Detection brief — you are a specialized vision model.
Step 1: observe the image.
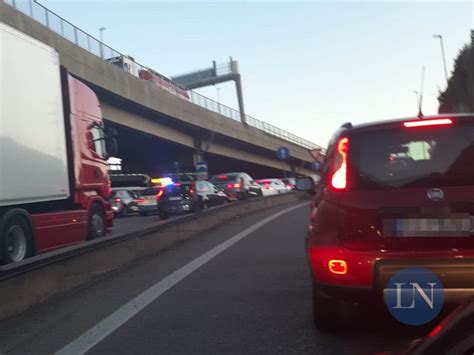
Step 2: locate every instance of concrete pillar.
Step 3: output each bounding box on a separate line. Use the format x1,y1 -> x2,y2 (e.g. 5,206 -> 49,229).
290,162 -> 296,177
193,150 -> 204,166
235,74 -> 246,125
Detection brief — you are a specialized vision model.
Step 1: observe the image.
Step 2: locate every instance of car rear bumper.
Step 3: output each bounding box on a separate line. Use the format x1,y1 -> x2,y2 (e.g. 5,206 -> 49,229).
159,201 -> 195,214
111,205 -> 121,212
222,189 -> 242,197
315,275 -> 474,308
137,205 -> 158,212
308,246 -> 474,305
375,258 -> 474,305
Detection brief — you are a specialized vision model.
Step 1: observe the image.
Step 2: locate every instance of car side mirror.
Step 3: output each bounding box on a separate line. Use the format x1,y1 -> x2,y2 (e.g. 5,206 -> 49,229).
296,177 -> 315,195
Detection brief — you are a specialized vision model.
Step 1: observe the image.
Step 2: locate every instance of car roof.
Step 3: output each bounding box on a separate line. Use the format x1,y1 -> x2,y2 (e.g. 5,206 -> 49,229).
112,187 -> 145,191
213,172 -> 245,176
345,113 -> 474,134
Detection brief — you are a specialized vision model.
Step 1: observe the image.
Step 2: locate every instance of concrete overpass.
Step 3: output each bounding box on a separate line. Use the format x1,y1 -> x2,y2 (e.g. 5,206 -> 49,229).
1,1 -> 318,177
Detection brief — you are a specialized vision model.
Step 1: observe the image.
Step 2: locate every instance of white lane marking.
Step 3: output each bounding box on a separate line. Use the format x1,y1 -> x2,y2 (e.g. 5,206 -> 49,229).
56,202 -> 307,355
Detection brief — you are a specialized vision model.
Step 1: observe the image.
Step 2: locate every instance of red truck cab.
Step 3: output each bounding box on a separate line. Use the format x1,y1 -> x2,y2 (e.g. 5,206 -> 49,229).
0,21 -> 115,264
7,73 -> 115,262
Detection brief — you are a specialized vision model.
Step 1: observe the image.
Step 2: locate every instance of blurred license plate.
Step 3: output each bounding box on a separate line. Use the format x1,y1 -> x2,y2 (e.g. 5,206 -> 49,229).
168,197 -> 182,201
383,217 -> 473,237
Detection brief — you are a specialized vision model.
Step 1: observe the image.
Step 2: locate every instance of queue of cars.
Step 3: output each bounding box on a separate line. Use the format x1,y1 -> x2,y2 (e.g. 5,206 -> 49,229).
110,172 -> 295,219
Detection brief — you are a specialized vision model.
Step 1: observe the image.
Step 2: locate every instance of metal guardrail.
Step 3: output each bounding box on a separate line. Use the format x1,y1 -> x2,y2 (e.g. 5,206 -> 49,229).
4,0 -> 320,150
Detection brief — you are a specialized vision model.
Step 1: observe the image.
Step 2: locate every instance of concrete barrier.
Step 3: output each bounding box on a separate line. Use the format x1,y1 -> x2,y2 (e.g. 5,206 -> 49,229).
0,193 -> 304,320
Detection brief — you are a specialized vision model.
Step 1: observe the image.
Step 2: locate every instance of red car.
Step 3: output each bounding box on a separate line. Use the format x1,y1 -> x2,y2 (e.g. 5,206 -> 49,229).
297,114 -> 474,331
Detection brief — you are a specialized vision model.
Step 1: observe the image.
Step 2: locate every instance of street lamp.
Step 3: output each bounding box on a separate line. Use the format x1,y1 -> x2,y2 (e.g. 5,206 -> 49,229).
412,90 -> 420,109
433,34 -> 448,86
99,27 -> 106,58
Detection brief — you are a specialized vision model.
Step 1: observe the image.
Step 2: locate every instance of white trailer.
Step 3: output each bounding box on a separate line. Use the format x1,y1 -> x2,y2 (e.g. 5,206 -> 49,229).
0,22 -> 70,206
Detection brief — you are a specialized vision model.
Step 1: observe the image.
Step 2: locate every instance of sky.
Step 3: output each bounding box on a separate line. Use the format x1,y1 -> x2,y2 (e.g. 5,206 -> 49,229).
35,0 -> 474,147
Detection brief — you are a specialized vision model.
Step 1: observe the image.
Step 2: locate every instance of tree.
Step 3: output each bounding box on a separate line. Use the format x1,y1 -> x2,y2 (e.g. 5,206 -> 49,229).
438,36 -> 474,113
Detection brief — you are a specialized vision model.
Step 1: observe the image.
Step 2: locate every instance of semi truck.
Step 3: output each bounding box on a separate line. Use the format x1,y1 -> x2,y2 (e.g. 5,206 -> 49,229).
106,55 -> 190,100
0,23 -> 116,264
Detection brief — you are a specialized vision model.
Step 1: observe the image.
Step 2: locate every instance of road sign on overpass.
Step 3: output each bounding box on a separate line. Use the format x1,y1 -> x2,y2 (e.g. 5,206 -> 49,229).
172,58 -> 246,124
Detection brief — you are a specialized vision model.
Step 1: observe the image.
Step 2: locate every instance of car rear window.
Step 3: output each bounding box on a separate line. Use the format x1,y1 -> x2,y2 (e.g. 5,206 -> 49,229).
211,174 -> 239,183
141,188 -> 160,196
350,120 -> 474,189
210,174 -> 239,182
164,184 -> 192,196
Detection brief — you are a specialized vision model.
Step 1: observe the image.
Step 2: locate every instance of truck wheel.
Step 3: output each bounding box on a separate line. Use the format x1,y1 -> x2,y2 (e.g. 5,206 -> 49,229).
88,203 -> 105,240
1,214 -> 33,264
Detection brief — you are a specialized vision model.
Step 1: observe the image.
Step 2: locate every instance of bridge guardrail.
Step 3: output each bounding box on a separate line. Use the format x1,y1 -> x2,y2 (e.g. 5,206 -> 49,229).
4,0 -> 320,150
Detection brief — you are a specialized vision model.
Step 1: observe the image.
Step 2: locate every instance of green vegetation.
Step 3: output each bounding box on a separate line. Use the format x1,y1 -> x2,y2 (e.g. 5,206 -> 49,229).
438,33 -> 474,113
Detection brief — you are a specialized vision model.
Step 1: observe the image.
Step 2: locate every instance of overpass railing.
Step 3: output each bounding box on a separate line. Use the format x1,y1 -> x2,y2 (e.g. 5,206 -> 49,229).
4,0 -> 320,150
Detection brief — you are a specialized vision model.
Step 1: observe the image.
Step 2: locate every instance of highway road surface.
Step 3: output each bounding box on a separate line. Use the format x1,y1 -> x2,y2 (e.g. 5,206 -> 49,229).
0,202 -> 422,354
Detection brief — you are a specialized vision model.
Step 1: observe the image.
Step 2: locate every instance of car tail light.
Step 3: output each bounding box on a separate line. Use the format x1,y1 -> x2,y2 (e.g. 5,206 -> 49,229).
328,259 -> 347,275
135,198 -> 145,203
218,175 -> 228,179
227,183 -> 240,189
156,189 -> 164,201
403,118 -> 453,128
330,137 -> 349,190
113,197 -> 121,203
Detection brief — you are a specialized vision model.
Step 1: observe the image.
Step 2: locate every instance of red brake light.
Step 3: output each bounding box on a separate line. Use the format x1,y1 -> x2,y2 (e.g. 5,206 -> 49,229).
403,118 -> 453,128
227,183 -> 240,189
330,137 -> 349,190
218,175 -> 228,179
328,259 -> 347,275
135,198 -> 145,203
156,189 -> 164,201
113,197 -> 121,203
